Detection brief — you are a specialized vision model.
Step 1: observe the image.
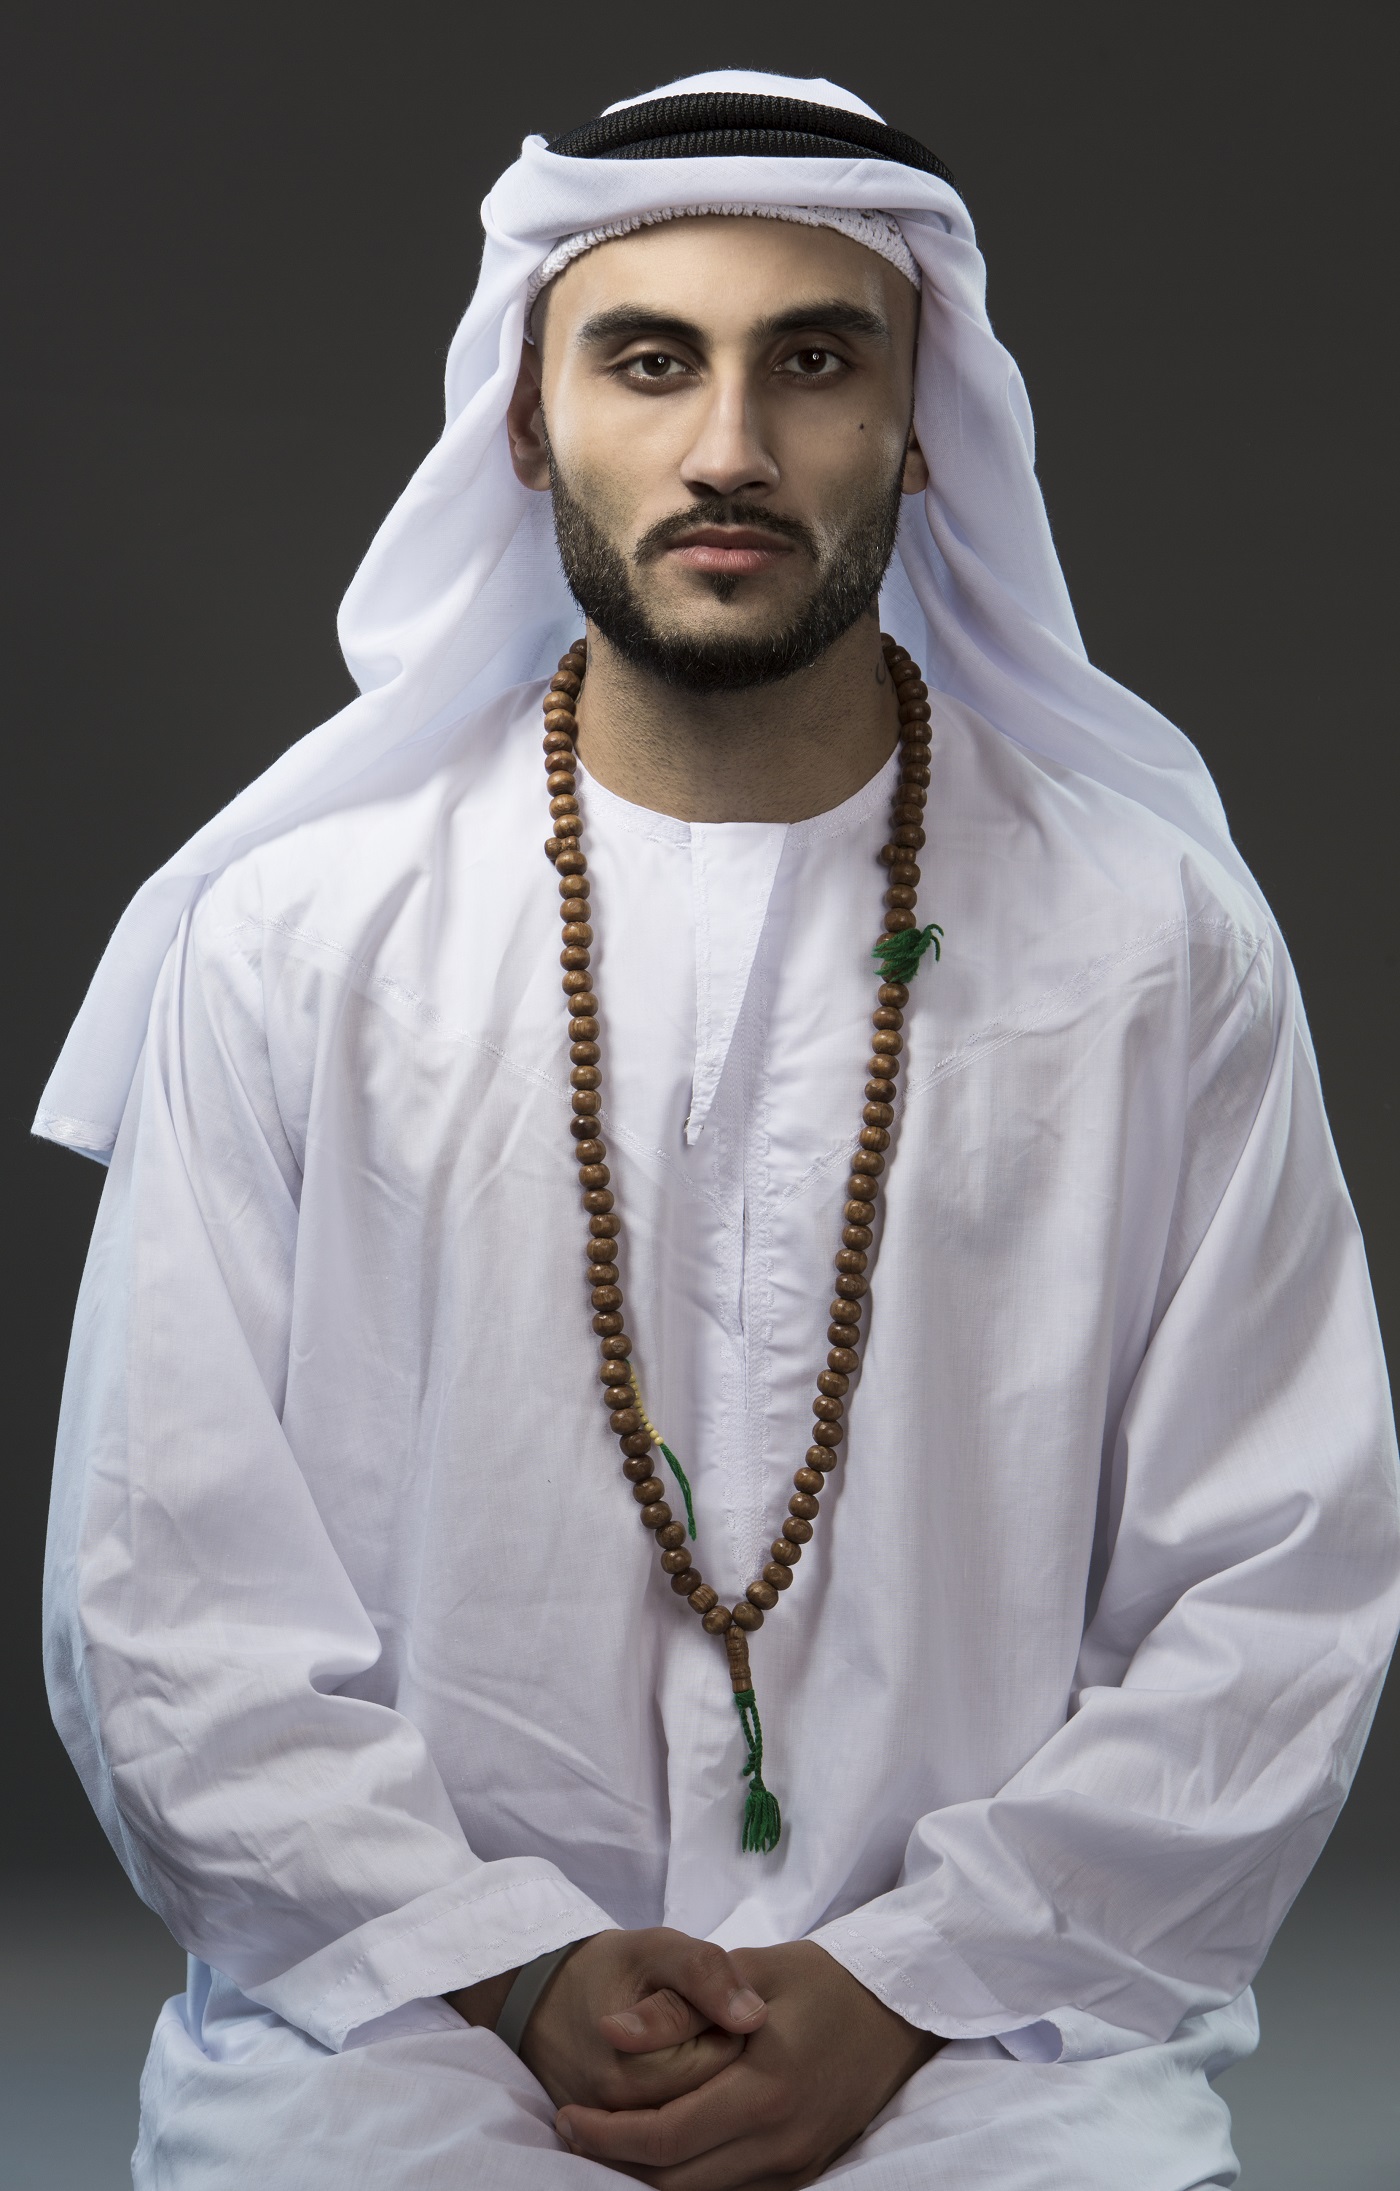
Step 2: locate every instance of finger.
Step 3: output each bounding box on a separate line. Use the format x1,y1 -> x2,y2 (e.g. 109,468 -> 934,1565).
602,1985 -> 718,2052
558,2059 -> 757,2170
603,2028 -> 746,2105
643,1938 -> 768,2038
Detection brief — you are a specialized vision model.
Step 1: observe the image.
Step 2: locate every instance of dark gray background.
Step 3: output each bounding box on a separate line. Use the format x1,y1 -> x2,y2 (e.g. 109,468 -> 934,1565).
2,2 -> 1396,2180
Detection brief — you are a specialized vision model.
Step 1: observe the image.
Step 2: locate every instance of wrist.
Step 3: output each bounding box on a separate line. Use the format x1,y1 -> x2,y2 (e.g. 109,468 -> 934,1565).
444,1966 -> 520,2029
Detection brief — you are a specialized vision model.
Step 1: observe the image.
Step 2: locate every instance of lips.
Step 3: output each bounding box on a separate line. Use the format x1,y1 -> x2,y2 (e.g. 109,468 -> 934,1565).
664,527 -> 795,577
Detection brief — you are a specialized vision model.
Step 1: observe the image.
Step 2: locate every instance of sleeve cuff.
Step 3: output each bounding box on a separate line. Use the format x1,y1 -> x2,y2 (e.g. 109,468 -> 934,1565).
244,1857 -> 618,2050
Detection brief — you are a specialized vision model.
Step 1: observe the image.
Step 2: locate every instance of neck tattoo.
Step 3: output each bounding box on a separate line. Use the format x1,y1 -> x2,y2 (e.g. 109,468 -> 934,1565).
542,634 -> 942,1852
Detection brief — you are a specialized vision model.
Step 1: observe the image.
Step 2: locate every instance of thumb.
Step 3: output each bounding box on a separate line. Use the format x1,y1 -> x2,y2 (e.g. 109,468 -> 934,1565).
601,1938 -> 767,2052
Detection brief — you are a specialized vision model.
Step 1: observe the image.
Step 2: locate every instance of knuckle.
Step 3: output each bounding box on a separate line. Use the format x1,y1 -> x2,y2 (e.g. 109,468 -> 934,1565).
652,1986 -> 690,2038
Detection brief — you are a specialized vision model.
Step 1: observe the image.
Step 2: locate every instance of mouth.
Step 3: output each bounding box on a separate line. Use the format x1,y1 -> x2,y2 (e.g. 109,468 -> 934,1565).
663,526 -> 797,578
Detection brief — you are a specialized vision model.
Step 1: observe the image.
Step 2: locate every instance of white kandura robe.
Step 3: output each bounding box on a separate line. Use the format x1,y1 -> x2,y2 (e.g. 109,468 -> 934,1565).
45,682 -> 1399,2189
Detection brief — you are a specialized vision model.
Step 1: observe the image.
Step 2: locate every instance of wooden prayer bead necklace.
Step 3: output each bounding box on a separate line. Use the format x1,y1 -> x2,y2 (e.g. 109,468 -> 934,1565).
542,632 -> 941,1853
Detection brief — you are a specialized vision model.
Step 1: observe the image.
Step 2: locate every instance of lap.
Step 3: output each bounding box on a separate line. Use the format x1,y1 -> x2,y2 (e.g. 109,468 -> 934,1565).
134,1964 -> 1255,2191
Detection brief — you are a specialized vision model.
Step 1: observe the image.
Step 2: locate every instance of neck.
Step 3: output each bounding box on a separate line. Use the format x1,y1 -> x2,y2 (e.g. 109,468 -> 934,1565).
571,611 -> 900,824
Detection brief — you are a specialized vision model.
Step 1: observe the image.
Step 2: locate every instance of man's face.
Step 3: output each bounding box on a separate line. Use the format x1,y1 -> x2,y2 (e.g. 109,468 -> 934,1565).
508,217 -> 927,690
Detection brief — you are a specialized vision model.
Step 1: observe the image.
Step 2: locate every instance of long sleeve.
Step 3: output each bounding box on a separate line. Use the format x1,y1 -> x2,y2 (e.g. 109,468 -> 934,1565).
813,933 -> 1400,2053
42,894 -> 615,2052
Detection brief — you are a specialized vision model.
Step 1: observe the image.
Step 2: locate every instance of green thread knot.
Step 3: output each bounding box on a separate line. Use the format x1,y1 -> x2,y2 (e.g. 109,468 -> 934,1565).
872,923 -> 943,984
658,1442 -> 696,1541
733,1688 -> 782,1854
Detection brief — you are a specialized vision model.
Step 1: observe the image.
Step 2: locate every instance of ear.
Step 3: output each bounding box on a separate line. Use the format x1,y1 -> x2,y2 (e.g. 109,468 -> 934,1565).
507,341 -> 551,491
900,426 -> 930,496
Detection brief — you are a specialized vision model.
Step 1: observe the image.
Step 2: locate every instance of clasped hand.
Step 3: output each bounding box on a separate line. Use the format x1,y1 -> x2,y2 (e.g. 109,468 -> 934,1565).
505,1927 -> 939,2189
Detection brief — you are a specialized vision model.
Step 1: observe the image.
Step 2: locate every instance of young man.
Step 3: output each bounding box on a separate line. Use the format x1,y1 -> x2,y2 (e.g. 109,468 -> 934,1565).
39,69 -> 1399,2191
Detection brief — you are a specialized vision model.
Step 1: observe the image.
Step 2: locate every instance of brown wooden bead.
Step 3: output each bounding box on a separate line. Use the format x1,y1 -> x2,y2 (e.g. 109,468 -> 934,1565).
671,1568 -> 702,1594
632,1477 -> 665,1506
871,1029 -> 902,1055
688,1584 -> 718,1614
892,826 -> 925,850
610,1407 -> 642,1435
560,946 -> 590,970
817,1369 -> 850,1396
570,1016 -> 600,1042
576,1140 -> 607,1165
770,1538 -> 801,1566
747,1579 -> 780,1610
661,1547 -> 692,1573
562,971 -> 592,996
852,1149 -> 886,1176
571,1041 -> 601,1067
865,1080 -> 896,1106
591,1284 -> 623,1311
808,1446 -> 840,1472
641,1502 -> 671,1531
827,1325 -> 859,1351
763,1561 -> 794,1589
550,795 -> 580,819
561,918 -> 593,943
843,1200 -> 876,1227
561,899 -> 591,925
543,727 -> 575,751
550,669 -> 582,694
567,986 -> 598,1011
593,1309 -> 624,1334
813,1393 -> 844,1422
812,1420 -> 845,1447
587,1236 -> 618,1264
702,1603 -> 733,1634
860,1107 -> 892,1133
622,1451 -> 654,1478
834,1273 -> 868,1300
589,1213 -> 621,1238
584,1189 -> 614,1214
572,1090 -> 601,1116
879,981 -> 910,1006
556,850 -> 587,876
656,1521 -> 687,1551
621,1431 -> 653,1459
872,1006 -> 904,1031
899,695 -> 932,721
571,1065 -> 602,1091
602,1382 -> 631,1410
883,909 -> 917,933
835,1248 -> 868,1274
793,1467 -> 826,1494
866,1050 -> 900,1078
787,1496 -> 820,1528
731,1600 -> 764,1631
826,1347 -> 859,1374
829,1295 -> 863,1323
884,885 -> 917,909
599,1333 -> 630,1358
843,1224 -> 875,1251
783,1516 -> 814,1544
545,838 -> 563,862
546,770 -> 576,796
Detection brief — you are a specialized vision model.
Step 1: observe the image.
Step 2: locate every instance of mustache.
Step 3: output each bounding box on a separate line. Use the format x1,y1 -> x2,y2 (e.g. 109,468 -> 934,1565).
634,498 -> 819,565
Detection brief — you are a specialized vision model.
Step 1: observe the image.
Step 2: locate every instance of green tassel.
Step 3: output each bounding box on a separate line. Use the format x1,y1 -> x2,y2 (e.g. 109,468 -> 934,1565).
733,1688 -> 782,1854
658,1442 -> 696,1540
872,922 -> 943,984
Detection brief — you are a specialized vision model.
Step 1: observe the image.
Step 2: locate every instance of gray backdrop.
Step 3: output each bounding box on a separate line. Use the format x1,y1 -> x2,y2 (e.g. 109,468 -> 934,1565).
3,0 -> 1394,2013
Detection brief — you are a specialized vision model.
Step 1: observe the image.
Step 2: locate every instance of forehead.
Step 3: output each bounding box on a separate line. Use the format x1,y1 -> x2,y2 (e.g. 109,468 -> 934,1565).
542,214 -> 908,339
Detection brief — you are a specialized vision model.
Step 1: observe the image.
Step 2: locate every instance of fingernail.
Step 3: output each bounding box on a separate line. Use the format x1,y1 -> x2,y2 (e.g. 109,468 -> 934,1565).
730,1986 -> 765,2019
611,2010 -> 645,2035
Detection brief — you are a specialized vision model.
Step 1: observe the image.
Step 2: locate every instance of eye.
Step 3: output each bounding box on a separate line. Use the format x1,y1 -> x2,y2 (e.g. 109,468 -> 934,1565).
620,351 -> 689,384
779,347 -> 845,380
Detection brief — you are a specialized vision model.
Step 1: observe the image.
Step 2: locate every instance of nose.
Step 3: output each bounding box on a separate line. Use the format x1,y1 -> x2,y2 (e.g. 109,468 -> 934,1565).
678,370 -> 780,501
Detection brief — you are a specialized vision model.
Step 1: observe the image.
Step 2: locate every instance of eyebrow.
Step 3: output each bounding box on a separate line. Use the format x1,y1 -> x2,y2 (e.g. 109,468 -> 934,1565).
574,299 -> 892,351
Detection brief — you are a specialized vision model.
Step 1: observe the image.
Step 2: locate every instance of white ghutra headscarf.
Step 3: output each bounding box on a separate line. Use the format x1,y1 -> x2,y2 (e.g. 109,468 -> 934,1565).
35,68 -> 1262,1160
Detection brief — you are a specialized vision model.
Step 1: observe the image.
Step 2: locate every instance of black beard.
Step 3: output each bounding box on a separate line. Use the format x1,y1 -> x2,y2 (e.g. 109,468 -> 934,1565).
546,458 -> 907,694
